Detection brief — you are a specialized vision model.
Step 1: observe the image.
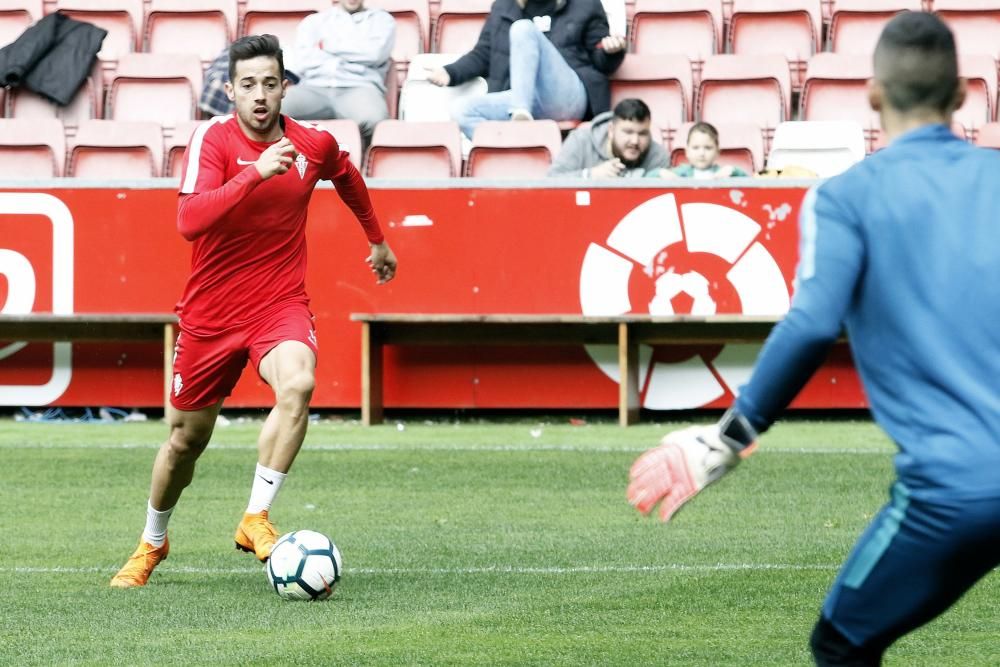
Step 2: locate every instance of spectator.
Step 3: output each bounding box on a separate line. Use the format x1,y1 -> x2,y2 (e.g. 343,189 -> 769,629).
426,0 -> 626,138
548,98 -> 668,178
283,0 -> 395,148
652,122 -> 750,179
199,47 -> 234,117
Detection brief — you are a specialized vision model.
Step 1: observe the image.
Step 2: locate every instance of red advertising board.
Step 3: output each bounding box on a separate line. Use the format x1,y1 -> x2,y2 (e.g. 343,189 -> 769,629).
0,184 -> 866,410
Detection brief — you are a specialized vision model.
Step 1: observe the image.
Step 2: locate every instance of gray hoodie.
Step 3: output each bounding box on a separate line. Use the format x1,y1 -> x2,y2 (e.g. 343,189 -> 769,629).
548,111 -> 669,177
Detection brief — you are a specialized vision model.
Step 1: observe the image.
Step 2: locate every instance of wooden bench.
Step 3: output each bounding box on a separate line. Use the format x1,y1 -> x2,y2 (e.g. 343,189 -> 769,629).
0,313 -> 178,408
351,314 -> 781,426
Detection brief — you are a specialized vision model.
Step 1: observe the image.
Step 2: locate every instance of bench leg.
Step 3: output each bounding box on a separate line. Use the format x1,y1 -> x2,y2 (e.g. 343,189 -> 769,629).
618,322 -> 640,426
361,322 -> 384,426
163,323 -> 175,414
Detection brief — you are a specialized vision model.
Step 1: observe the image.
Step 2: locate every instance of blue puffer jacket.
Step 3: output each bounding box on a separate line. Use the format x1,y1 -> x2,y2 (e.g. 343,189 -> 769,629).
443,0 -> 624,118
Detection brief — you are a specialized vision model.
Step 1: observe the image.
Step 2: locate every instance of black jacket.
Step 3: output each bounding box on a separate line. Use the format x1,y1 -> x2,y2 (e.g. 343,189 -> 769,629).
443,0 -> 624,118
0,12 -> 105,105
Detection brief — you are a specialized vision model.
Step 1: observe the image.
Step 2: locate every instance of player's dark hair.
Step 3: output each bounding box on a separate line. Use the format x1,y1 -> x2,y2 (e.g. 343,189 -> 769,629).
687,122 -> 719,147
228,34 -> 284,83
613,98 -> 652,123
873,12 -> 959,114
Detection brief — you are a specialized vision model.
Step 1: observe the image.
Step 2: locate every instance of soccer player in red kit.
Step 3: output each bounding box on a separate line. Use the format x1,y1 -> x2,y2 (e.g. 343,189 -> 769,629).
111,34 -> 397,588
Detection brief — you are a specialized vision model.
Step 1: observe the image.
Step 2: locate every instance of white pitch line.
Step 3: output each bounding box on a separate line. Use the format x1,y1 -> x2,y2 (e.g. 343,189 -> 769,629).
0,442 -> 892,454
1,563 -> 840,576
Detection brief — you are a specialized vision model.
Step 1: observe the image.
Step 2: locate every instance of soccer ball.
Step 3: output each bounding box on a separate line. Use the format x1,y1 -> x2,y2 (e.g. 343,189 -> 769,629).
266,530 -> 343,601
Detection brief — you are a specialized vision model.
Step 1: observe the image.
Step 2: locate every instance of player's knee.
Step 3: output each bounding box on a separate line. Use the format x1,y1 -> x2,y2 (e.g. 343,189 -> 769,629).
810,617 -> 881,667
277,370 -> 315,410
166,426 -> 210,458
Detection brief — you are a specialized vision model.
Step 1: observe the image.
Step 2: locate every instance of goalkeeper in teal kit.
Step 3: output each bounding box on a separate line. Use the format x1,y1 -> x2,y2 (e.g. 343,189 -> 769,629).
627,12 -> 1000,666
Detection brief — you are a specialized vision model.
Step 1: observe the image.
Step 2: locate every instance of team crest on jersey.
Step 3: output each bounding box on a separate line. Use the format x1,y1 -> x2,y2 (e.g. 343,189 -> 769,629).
295,153 -> 308,179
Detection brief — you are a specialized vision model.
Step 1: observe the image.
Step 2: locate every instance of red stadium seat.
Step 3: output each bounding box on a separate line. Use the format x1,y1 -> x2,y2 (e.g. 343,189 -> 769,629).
955,53 -> 997,132
935,1 -> 1000,58
432,0 -> 492,55
55,0 -> 143,63
368,0 -> 430,64
6,69 -> 100,129
630,0 -> 723,77
68,119 -> 164,178
303,119 -> 364,170
0,118 -> 66,177
610,54 -> 693,144
0,0 -> 42,48
800,53 -> 877,135
728,0 -> 823,91
107,53 -> 203,127
163,119 -> 206,177
828,0 -> 922,55
144,0 -> 238,64
974,121 -> 1000,148
239,0 -> 327,46
365,120 -> 462,178
698,54 -> 791,136
670,120 -> 764,174
465,120 -> 563,178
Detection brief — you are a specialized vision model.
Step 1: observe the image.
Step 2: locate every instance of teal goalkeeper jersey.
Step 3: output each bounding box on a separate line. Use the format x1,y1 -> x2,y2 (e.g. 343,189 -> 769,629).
734,124 -> 1000,500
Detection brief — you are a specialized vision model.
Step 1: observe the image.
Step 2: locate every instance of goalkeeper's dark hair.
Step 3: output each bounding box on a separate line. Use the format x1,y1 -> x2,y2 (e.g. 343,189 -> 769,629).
228,34 -> 284,83
612,98 -> 652,123
873,12 -> 959,114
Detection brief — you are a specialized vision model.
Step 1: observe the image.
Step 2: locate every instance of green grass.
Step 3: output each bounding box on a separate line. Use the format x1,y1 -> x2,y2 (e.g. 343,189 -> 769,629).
1,417 -> 997,665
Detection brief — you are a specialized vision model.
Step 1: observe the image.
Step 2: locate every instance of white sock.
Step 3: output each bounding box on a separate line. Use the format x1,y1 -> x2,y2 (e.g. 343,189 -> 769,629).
246,463 -> 287,514
142,501 -> 174,547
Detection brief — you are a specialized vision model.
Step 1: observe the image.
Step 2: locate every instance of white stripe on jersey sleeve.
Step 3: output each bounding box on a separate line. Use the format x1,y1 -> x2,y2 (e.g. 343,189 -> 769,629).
797,185 -> 820,283
180,115 -> 233,194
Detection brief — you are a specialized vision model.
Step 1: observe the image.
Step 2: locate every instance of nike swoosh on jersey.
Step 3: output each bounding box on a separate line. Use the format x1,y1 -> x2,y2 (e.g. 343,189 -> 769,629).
236,158 -> 256,165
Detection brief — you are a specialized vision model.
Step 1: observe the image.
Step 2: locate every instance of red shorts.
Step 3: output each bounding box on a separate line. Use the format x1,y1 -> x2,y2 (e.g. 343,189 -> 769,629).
170,303 -> 318,411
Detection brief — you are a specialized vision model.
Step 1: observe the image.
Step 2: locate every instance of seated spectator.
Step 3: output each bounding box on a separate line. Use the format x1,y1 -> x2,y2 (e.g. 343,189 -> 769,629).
199,47 -> 235,117
283,0 -> 395,148
426,0 -> 626,138
652,122 -> 750,179
548,98 -> 668,178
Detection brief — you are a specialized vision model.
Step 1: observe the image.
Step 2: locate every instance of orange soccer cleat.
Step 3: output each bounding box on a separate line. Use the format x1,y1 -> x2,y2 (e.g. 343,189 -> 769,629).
110,538 -> 169,588
234,510 -> 278,561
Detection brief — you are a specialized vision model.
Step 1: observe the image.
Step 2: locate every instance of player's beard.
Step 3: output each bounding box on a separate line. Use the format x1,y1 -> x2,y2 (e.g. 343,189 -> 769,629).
243,102 -> 279,136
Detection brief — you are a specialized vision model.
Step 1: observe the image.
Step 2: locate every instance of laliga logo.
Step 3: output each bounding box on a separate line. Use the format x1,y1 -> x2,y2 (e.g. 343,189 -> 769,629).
579,193 -> 790,409
0,193 -> 74,406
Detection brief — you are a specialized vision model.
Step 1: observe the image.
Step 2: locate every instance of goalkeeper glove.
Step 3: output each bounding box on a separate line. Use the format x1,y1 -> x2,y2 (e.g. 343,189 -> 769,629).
627,408 -> 759,523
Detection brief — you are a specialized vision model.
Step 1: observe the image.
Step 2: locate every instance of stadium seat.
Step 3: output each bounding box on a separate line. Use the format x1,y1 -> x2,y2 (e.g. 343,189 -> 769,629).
398,53 -> 488,122
304,119 -> 364,170
766,121 -> 866,177
601,0 -> 628,36
107,53 -> 203,127
465,120 -> 563,178
974,121 -> 1000,148
163,119 -> 205,177
935,1 -> 1000,58
630,0 -> 723,77
609,54 -> 693,144
828,0 -> 921,55
367,0 -> 430,65
0,118 -> 66,178
800,53 -> 877,134
144,0 -> 238,64
432,0 -> 492,55
669,120 -> 764,174
68,119 -> 163,178
0,0 -> 42,48
6,70 -> 100,129
955,53 -> 997,132
55,0 -> 143,64
239,0 -> 327,46
365,120 -> 462,178
728,0 -> 823,91
697,55 -> 791,136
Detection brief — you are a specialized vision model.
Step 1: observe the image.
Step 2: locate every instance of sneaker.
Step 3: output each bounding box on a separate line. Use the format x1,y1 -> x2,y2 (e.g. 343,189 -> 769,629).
510,108 -> 533,121
110,538 -> 169,588
234,510 -> 278,561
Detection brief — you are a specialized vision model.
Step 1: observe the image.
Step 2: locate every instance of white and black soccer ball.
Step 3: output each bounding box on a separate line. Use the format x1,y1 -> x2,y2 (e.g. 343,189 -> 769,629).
266,530 -> 343,601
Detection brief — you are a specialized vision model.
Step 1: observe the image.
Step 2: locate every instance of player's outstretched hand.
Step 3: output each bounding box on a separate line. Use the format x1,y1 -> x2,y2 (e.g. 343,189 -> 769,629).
627,410 -> 758,522
367,241 -> 397,284
255,137 -> 297,180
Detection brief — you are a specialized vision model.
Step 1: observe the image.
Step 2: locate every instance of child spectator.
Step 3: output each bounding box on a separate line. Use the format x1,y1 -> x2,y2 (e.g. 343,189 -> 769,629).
652,122 -> 750,179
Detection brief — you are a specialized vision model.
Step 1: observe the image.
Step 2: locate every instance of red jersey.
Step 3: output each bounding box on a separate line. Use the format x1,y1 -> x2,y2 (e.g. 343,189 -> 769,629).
175,114 -> 383,335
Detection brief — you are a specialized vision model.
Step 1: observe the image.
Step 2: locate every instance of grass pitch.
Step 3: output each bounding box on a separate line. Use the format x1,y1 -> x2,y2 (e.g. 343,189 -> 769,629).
2,416 -> 998,666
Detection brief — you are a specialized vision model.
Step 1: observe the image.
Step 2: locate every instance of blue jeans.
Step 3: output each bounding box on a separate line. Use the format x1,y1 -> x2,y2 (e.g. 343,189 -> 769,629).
452,19 -> 588,138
